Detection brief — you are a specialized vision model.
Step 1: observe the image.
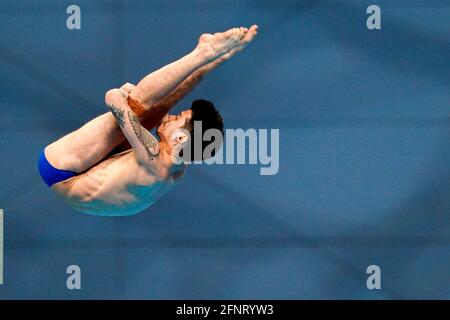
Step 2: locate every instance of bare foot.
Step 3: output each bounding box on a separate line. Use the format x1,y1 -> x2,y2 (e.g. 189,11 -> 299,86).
197,27 -> 247,61
219,25 -> 258,62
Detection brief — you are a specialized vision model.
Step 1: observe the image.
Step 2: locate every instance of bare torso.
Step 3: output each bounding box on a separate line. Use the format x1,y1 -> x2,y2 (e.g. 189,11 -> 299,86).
51,150 -> 185,216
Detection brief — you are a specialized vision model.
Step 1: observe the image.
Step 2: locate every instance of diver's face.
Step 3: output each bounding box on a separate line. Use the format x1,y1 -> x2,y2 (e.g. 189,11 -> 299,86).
157,109 -> 193,139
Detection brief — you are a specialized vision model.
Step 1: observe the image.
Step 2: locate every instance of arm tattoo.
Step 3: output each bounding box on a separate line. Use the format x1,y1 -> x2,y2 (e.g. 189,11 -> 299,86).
107,104 -> 125,128
128,111 -> 160,159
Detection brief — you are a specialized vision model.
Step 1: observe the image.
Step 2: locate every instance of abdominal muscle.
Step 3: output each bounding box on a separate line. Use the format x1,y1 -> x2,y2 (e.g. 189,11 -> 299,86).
51,149 -> 175,216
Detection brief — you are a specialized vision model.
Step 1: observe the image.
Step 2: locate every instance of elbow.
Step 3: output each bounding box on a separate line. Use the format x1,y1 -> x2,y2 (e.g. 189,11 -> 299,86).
104,88 -> 123,106
104,88 -> 116,106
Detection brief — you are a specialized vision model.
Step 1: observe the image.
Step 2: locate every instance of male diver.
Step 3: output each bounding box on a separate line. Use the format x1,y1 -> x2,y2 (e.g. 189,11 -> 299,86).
38,25 -> 258,216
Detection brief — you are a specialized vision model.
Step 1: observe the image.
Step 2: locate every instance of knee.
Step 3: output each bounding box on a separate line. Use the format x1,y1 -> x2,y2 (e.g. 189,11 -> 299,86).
44,142 -> 83,172
120,82 -> 136,93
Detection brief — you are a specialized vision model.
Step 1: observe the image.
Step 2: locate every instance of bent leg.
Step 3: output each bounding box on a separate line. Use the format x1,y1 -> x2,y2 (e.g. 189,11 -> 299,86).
44,112 -> 125,173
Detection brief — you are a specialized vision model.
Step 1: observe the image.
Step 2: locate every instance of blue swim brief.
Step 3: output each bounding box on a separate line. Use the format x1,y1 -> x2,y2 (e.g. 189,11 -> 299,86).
38,149 -> 77,187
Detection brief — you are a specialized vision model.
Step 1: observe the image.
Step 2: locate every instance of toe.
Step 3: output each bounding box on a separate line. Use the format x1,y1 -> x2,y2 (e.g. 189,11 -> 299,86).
239,29 -> 247,40
224,28 -> 234,38
235,28 -> 244,41
240,27 -> 248,37
230,28 -> 239,41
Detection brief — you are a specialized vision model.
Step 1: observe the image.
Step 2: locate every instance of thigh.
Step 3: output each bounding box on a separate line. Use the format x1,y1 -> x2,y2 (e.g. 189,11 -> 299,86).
45,112 -> 126,172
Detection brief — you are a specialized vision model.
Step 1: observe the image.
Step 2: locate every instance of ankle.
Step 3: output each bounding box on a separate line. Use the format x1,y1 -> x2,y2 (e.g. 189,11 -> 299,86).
192,44 -> 216,63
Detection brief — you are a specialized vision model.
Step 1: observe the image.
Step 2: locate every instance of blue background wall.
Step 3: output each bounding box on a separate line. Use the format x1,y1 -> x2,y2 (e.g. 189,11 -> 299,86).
0,0 -> 449,299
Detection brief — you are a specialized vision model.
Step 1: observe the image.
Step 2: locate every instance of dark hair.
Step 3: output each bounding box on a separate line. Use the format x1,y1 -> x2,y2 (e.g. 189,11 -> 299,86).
183,99 -> 224,161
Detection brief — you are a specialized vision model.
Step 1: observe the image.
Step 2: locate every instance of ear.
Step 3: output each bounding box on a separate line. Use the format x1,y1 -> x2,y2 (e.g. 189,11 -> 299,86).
172,130 -> 189,145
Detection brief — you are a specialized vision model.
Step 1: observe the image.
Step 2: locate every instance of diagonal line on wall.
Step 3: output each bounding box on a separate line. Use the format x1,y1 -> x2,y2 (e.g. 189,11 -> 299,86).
190,167 -> 402,298
0,46 -> 96,113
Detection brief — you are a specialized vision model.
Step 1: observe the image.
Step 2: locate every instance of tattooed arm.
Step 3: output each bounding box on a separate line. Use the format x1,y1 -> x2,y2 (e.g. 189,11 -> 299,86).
105,88 -> 160,164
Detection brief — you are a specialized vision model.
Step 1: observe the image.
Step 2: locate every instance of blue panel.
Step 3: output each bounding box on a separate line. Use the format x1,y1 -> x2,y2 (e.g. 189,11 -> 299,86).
0,0 -> 449,299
